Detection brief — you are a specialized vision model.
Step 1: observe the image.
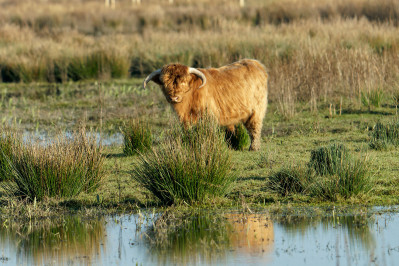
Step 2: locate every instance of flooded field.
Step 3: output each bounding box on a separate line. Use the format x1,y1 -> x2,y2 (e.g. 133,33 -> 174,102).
1,207 -> 399,266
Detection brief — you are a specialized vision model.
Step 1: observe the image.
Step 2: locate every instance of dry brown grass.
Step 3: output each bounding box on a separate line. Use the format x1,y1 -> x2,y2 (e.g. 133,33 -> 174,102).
0,0 -> 398,108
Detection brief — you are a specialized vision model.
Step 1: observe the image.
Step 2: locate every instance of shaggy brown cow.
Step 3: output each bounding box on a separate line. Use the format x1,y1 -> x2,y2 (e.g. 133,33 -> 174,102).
143,59 -> 268,151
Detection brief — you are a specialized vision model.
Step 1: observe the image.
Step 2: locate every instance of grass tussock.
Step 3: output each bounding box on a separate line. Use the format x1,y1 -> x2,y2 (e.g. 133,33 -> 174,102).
369,120 -> 399,149
361,89 -> 384,109
122,120 -> 152,156
132,116 -> 235,205
269,165 -> 311,197
225,124 -> 250,151
309,143 -> 349,176
309,158 -> 371,201
0,129 -> 20,182
2,129 -> 104,201
269,143 -> 371,201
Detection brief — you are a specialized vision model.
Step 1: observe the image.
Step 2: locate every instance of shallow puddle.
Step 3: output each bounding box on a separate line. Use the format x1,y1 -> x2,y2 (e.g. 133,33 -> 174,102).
1,207 -> 399,265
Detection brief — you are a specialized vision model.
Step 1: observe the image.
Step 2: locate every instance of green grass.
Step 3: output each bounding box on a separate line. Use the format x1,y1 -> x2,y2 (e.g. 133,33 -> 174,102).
269,143 -> 372,201
309,143 -> 350,176
2,129 -> 104,201
269,165 -> 311,196
225,124 -> 250,151
131,116 -> 235,205
309,157 -> 371,201
122,120 -> 153,156
1,81 -> 399,219
361,89 -> 384,109
369,120 -> 399,148
0,129 -> 19,182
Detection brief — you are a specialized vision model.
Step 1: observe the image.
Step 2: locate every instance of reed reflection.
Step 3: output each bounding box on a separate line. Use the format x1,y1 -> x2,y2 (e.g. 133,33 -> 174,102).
276,214 -> 376,252
145,211 -> 274,265
0,216 -> 106,265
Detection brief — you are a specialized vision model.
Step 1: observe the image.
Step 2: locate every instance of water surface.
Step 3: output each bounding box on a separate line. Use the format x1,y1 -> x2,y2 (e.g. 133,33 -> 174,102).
1,207 -> 399,265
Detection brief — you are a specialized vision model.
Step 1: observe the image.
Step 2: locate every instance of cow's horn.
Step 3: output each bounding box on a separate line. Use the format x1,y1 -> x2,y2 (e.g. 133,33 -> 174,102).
143,69 -> 162,88
188,68 -> 206,89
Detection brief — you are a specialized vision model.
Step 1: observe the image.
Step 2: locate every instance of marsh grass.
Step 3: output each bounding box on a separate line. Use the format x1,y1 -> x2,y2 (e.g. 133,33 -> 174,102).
309,144 -> 371,200
0,50 -> 130,83
0,129 -> 19,181
269,143 -> 371,200
309,158 -> 371,201
2,129 -> 104,201
369,139 -> 388,151
132,116 -> 235,205
309,143 -> 349,176
361,89 -> 384,109
369,120 -> 399,148
122,120 -> 152,156
224,124 -> 250,151
0,0 -> 398,112
269,165 -> 312,196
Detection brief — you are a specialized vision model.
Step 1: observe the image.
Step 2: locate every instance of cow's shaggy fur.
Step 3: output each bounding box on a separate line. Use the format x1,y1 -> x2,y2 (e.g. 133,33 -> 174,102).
144,59 -> 268,151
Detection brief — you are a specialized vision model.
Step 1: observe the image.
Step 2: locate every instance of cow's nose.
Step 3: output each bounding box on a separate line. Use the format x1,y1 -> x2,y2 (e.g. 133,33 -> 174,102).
171,96 -> 180,102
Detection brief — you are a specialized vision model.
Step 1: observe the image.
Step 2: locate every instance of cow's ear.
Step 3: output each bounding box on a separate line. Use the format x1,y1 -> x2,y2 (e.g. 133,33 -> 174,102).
189,73 -> 204,89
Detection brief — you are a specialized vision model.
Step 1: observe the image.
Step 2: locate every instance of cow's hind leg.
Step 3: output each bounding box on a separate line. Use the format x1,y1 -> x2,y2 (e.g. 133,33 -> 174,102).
245,112 -> 264,151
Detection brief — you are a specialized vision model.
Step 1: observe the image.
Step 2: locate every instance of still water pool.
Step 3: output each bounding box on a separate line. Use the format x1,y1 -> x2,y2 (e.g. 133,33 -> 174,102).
1,207 -> 399,266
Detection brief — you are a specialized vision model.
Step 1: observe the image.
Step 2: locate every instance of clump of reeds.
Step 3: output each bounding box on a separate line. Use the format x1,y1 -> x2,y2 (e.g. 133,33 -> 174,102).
309,143 -> 349,175
269,165 -> 311,196
269,143 -> 371,200
311,163 -> 370,201
368,139 -> 388,151
309,143 -> 371,200
361,89 -> 384,109
132,115 -> 235,205
224,124 -> 250,151
2,129 -> 104,201
0,129 -> 19,182
121,120 -> 152,156
369,120 -> 399,149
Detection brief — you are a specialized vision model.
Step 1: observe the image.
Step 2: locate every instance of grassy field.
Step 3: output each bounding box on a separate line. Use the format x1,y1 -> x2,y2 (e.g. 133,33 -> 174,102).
1,79 -> 399,219
1,0 -> 399,219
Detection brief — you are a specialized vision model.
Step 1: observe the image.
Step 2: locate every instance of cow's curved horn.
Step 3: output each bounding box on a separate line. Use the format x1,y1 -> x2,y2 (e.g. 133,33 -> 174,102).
189,68 -> 206,89
143,69 -> 162,88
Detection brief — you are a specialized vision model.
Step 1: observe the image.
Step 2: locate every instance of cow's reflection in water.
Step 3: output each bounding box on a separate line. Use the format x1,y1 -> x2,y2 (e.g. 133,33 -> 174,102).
226,213 -> 274,258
